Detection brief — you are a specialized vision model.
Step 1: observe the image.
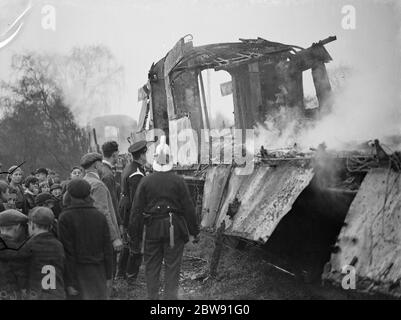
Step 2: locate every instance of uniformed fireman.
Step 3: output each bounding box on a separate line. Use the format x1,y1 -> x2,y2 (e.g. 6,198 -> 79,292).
117,140 -> 148,281
128,136 -> 199,300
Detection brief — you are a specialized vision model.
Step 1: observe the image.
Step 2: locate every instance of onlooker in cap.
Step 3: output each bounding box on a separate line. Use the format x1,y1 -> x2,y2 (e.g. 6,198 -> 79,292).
35,193 -> 55,209
0,209 -> 28,242
47,170 -> 57,186
5,187 -> 18,210
23,176 -> 39,214
81,153 -> 122,254
58,178 -> 113,300
8,166 -> 25,213
50,184 -> 62,198
35,193 -> 59,236
99,141 -> 121,224
50,184 -> 63,219
35,168 -> 48,184
0,180 -> 10,212
22,207 -> 65,300
0,209 -> 30,300
61,166 -> 83,195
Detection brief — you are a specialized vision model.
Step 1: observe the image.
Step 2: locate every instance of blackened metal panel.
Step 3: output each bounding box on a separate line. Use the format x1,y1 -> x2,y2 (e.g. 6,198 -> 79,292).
323,168 -> 401,298
201,166 -> 232,228
201,163 -> 314,243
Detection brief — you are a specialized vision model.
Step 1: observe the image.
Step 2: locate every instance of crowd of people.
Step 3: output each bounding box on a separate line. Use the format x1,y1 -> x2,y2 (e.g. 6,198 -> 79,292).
0,137 -> 200,300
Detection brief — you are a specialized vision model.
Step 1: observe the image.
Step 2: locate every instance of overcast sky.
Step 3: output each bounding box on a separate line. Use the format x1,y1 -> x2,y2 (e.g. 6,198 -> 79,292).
0,0 -> 400,123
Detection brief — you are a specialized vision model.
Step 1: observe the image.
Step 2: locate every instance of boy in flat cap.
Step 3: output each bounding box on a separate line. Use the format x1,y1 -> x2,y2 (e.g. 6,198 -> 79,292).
50,184 -> 63,219
35,193 -> 59,236
8,166 -> 25,213
21,207 -> 65,300
81,153 -> 122,256
50,184 -> 62,199
35,168 -> 49,185
0,210 -> 30,300
58,179 -> 113,300
23,176 -> 39,214
117,140 -> 148,282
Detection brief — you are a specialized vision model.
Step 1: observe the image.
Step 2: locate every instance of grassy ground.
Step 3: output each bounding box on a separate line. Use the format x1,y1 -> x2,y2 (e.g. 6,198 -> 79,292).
111,231 -> 349,300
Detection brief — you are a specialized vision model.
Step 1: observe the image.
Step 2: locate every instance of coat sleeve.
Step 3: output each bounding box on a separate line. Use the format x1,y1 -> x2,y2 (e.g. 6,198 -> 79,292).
128,179 -> 146,239
124,175 -> 143,227
179,178 -> 200,237
58,214 -> 78,288
91,182 -> 120,242
102,216 -> 113,280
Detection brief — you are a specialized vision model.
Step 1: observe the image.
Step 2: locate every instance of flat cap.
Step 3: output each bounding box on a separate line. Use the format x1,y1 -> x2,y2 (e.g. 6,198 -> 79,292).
80,152 -> 102,169
0,209 -> 28,226
67,178 -> 91,199
128,140 -> 147,154
35,193 -> 55,206
50,183 -> 62,191
29,207 -> 54,226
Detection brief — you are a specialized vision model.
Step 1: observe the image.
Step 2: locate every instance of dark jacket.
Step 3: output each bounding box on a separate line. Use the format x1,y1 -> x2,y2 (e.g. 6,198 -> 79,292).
129,171 -> 199,243
23,191 -> 36,215
120,161 -> 145,228
0,235 -> 30,299
21,232 -> 65,300
58,199 -> 113,288
8,184 -> 25,214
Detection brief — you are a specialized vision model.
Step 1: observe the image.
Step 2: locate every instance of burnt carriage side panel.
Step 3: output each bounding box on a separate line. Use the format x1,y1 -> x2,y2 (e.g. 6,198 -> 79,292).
150,60 -> 169,135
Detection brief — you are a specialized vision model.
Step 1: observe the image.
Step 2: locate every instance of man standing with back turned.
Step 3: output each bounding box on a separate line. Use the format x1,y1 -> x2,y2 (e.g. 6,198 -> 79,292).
129,136 -> 199,299
81,153 -> 122,261
117,140 -> 148,282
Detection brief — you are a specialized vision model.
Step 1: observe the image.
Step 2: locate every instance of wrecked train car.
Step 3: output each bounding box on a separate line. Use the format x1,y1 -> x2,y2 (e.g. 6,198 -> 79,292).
135,36 -> 401,299
137,34 -> 335,144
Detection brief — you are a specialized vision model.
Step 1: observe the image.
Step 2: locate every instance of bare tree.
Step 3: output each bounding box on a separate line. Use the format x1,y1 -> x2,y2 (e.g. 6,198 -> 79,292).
0,53 -> 89,176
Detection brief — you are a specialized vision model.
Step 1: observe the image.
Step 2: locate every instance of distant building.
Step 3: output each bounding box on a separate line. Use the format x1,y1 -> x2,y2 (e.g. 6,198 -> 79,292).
89,115 -> 137,153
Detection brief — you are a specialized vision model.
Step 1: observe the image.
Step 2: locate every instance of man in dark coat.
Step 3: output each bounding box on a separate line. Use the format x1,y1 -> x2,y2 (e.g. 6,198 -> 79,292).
99,141 -> 120,222
0,209 -> 29,300
22,207 -> 65,300
58,179 -> 113,300
116,140 -> 148,281
129,137 -> 199,299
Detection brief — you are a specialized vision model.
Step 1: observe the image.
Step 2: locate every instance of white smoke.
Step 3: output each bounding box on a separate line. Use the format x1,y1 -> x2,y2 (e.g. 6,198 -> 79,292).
254,62 -> 401,153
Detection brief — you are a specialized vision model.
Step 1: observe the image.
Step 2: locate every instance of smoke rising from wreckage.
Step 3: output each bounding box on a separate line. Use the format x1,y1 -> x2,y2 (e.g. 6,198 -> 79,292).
131,34 -> 401,299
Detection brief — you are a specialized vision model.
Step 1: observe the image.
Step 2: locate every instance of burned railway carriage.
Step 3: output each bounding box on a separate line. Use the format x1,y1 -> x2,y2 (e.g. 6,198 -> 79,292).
137,34 -> 335,139
135,36 -> 401,299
